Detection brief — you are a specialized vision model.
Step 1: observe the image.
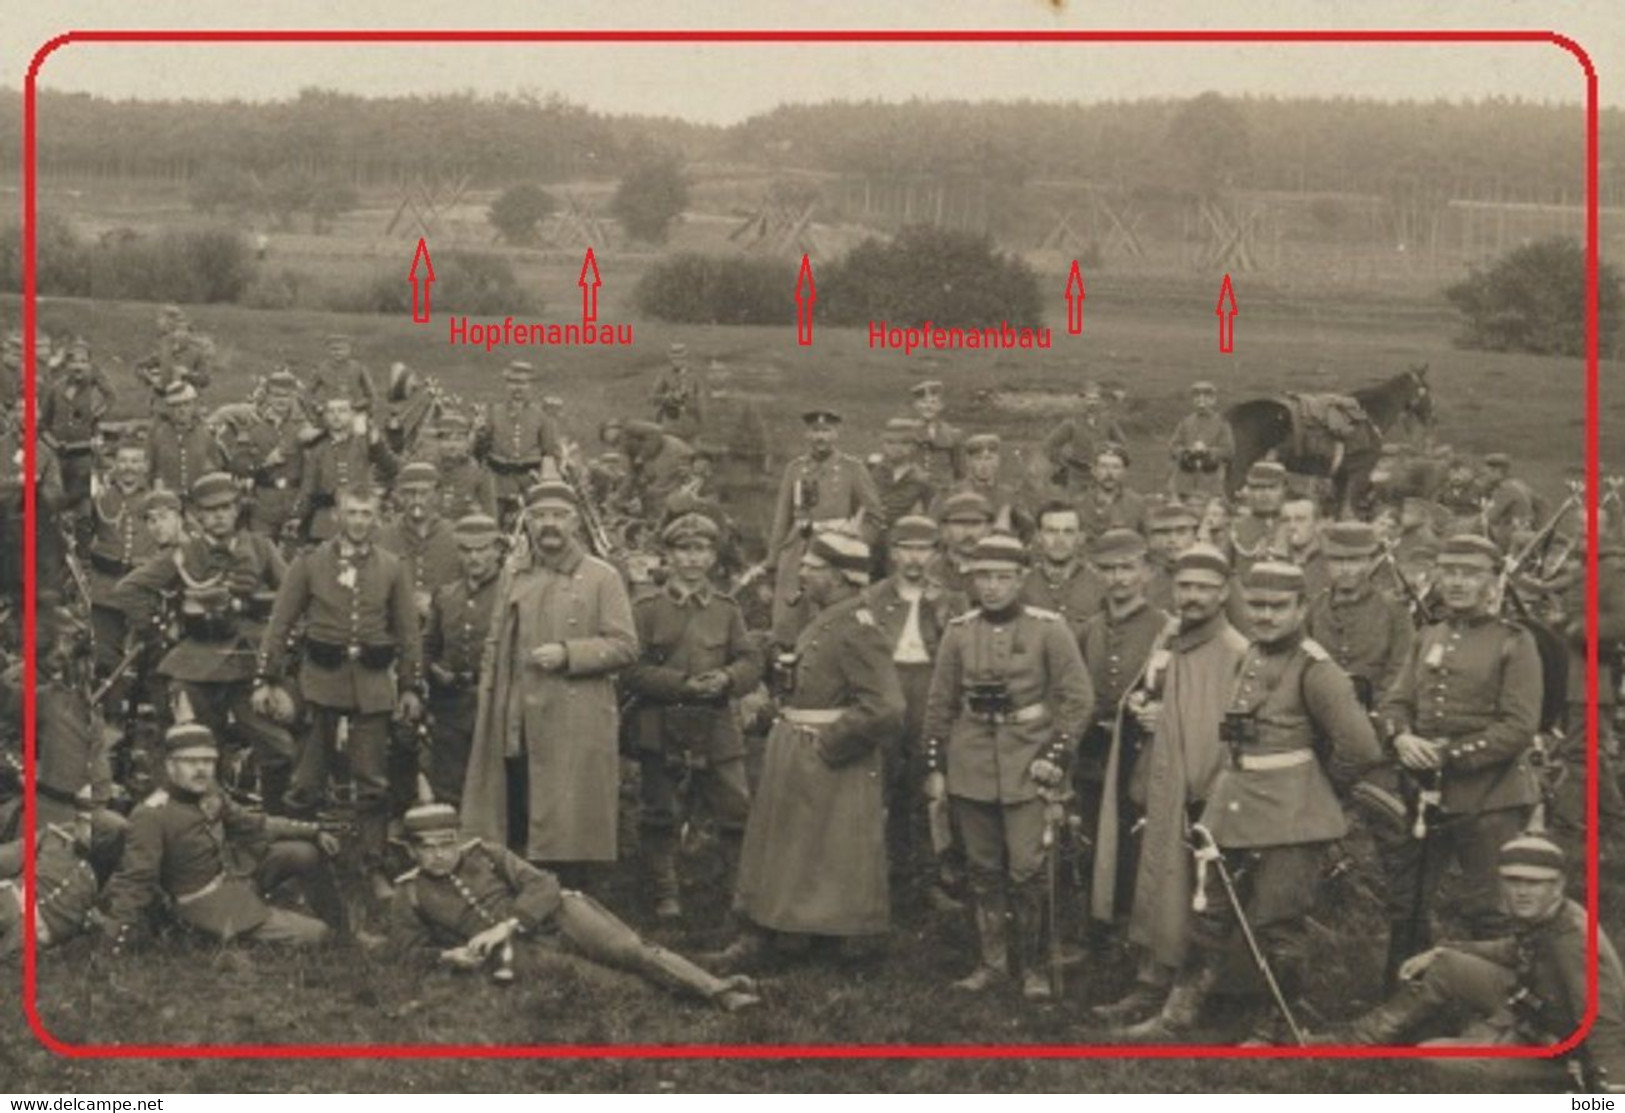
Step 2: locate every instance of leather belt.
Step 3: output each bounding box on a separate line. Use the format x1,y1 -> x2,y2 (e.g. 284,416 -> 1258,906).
1236,749 -> 1315,771
489,458 -> 541,475
174,874 -> 225,906
782,708 -> 842,725
966,701 -> 1048,725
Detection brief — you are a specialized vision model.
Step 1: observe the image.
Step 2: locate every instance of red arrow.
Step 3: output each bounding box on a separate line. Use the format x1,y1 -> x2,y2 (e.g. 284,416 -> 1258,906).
795,254 -> 816,347
409,238 -> 435,324
579,246 -> 601,325
1065,260 -> 1086,336
1216,273 -> 1238,354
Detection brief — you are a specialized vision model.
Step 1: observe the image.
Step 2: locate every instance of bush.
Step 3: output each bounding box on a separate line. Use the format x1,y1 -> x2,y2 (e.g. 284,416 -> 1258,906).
611,158 -> 689,245
487,183 -> 558,246
634,253 -> 796,325
1445,236 -> 1623,358
821,225 -> 1043,328
189,166 -> 261,216
85,227 -> 255,304
330,249 -> 539,316
241,267 -> 310,311
0,214 -> 92,295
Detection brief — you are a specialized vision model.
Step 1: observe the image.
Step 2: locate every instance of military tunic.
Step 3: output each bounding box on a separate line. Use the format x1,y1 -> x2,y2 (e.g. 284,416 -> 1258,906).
309,356 -> 378,413
914,419 -> 965,484
101,783 -> 331,944
422,570 -> 500,804
1020,559 -> 1104,642
86,482 -> 156,670
1305,584 -> 1414,706
767,451 -> 884,642
0,815 -> 123,954
291,434 -> 398,542
435,456 -> 498,521
1042,413 -> 1128,489
148,417 -> 230,496
39,371 -> 114,508
378,517 -> 463,620
1077,486 -> 1148,540
870,461 -> 935,527
1167,411 -> 1234,500
652,367 -> 706,441
482,401 -> 562,507
229,409 -> 306,536
735,593 -> 905,935
623,582 -> 762,833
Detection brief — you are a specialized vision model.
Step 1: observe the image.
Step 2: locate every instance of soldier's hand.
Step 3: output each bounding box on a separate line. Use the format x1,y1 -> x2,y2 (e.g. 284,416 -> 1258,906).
315,831 -> 341,858
1028,758 -> 1064,789
528,643 -> 568,672
1398,947 -> 1440,982
439,946 -> 482,971
1131,698 -> 1163,734
396,691 -> 424,723
923,771 -> 947,804
428,663 -> 456,687
1394,733 -> 1443,771
467,920 -> 514,959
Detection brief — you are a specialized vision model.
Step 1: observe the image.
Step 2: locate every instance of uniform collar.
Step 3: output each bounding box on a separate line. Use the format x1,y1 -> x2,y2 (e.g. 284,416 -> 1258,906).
665,578 -> 713,606
1106,596 -> 1148,624
337,539 -> 373,561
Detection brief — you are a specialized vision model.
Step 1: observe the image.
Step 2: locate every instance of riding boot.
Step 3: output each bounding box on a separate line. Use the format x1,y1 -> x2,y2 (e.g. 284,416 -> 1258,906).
1092,955 -> 1174,1024
697,922 -> 771,975
643,828 -> 682,921
953,891 -> 1011,992
1383,918 -> 1429,994
631,941 -> 762,1012
1011,881 -> 1053,1001
1119,952 -> 1219,1040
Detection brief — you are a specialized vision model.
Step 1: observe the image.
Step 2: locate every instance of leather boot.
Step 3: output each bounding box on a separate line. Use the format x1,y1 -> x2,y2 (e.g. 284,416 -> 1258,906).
1092,956 -> 1173,1023
697,924 -> 769,974
953,893 -> 1011,992
1119,955 -> 1218,1040
1383,918 -> 1427,994
634,942 -> 762,1012
643,828 -> 682,920
1311,982 -> 1435,1046
1011,883 -> 1054,1001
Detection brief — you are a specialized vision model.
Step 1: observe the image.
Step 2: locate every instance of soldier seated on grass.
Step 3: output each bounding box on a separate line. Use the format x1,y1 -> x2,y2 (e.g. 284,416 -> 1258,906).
388,803 -> 761,1013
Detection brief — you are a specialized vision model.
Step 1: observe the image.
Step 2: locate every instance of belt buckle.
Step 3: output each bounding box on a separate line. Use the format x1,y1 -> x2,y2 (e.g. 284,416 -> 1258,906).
346,644 -> 362,661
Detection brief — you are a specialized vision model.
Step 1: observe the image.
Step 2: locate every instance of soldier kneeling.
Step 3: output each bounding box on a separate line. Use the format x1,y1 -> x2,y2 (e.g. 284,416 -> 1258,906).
389,803 -> 761,1012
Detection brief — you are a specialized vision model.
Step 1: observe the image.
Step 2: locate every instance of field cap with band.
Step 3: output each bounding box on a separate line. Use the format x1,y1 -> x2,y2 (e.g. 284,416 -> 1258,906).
1498,835 -> 1564,881
662,512 -> 719,547
802,409 -> 842,428
1246,461 -> 1287,487
1437,533 -> 1500,570
967,532 -> 1028,573
1242,560 -> 1306,595
1090,527 -> 1148,562
403,803 -> 461,842
805,529 -> 871,585
891,514 -> 938,546
190,472 -> 238,508
397,461 -> 440,490
939,491 -> 994,524
164,722 -> 219,758
1173,543 -> 1231,584
453,514 -> 501,546
1322,521 -> 1379,558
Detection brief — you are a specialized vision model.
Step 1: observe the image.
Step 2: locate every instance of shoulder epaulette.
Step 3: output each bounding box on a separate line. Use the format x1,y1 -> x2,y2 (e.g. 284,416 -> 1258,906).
43,822 -> 75,844
948,609 -> 979,626
1023,606 -> 1062,622
143,789 -> 169,808
853,607 -> 877,628
1300,637 -> 1331,662
393,866 -> 420,885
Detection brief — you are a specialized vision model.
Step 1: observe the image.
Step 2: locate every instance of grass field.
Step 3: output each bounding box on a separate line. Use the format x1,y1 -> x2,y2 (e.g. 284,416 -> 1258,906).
2,253 -> 1618,1091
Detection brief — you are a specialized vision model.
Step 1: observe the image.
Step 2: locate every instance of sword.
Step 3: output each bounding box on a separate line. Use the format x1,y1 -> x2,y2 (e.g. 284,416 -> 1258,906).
1189,822 -> 1307,1047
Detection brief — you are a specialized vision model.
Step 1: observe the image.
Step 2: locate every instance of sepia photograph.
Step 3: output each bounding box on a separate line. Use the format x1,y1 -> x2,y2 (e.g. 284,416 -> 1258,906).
1,0 -> 1621,1097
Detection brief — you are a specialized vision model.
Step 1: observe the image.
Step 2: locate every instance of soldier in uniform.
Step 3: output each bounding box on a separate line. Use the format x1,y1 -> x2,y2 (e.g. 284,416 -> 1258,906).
421,514 -> 504,806
1434,456 -> 1485,527
140,488 -> 187,553
652,341 -> 706,441
0,789 -> 124,958
85,436 -> 155,676
1124,560 -> 1380,1042
621,419 -> 694,529
713,530 -> 904,969
254,487 -> 424,898
948,433 -> 1034,540
910,379 -> 964,484
1279,497 -> 1329,598
1077,445 -> 1147,540
1078,529 -> 1170,954
862,513 -> 970,903
430,411 -> 498,521
148,382 -> 230,497
480,361 -> 562,524
310,333 -> 378,415
870,417 -> 936,533
1375,533 -> 1544,984
1020,500 -> 1104,641
1324,836 -> 1625,1090
1042,382 -> 1128,495
379,461 -> 462,623
39,337 -> 115,524
291,396 -> 398,544
101,723 -> 342,950
622,512 -> 762,920
766,410 -> 883,645
1482,452 -> 1536,552
1306,521 -> 1413,710
388,802 -> 760,1011
1144,500 -> 1200,613
231,368 -> 307,540
1167,380 -> 1233,502
115,473 -> 294,810
928,491 -> 993,598
137,308 -> 216,403
923,533 -> 1093,1000
0,397 -> 65,599
1230,461 -> 1289,571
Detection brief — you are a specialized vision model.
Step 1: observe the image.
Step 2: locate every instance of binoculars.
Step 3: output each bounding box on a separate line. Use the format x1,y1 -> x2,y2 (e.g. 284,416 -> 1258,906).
966,681 -> 1015,720
770,650 -> 800,700
1219,710 -> 1259,746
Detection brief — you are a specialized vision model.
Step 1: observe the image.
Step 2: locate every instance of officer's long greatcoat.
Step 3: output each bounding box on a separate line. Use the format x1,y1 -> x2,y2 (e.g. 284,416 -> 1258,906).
463,541 -> 638,863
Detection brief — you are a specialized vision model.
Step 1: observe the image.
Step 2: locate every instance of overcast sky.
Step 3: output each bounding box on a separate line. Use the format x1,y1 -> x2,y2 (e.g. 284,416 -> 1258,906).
1,0 -> 1616,121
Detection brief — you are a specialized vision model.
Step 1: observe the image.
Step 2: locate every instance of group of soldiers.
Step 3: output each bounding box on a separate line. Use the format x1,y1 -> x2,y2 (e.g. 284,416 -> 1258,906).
1,316 -> 1622,1085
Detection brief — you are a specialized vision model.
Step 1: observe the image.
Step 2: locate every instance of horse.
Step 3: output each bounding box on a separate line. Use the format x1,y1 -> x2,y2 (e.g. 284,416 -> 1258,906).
1226,364 -> 1434,515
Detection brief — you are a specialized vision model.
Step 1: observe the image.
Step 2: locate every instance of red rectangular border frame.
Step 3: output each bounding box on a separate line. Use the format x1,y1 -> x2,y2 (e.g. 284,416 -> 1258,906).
18,28 -> 1603,1064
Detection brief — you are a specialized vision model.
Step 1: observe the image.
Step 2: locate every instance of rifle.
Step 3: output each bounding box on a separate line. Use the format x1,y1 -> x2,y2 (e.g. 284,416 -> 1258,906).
1499,480 -> 1584,610
1506,985 -> 1608,1093
1189,823 -> 1307,1046
1374,542 -> 1432,627
561,457 -> 616,559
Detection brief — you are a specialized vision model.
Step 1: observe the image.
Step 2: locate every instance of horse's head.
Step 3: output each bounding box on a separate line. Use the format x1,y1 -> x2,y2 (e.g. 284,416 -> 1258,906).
1403,363 -> 1434,426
